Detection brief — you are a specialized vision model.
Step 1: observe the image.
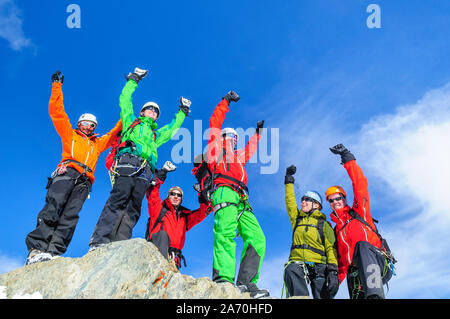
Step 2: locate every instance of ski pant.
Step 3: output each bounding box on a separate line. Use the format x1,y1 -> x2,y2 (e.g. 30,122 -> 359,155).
147,229 -> 185,269
26,167 -> 91,256
90,154 -> 151,246
346,241 -> 387,299
211,186 -> 266,285
283,261 -> 330,299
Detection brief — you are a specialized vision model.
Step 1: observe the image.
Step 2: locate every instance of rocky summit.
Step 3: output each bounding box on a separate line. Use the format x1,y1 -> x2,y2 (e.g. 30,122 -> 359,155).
0,238 -> 250,299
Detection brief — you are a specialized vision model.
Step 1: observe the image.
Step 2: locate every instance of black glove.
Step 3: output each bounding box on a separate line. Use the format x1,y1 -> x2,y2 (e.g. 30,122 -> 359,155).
52,70 -> 64,83
222,90 -> 240,103
154,169 -> 168,182
329,143 -> 356,165
126,67 -> 148,83
154,161 -> 176,182
256,120 -> 264,135
285,165 -> 296,184
179,97 -> 191,116
326,264 -> 339,298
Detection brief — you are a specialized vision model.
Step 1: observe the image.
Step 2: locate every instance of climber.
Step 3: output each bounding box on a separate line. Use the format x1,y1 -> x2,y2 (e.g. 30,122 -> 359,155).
25,70 -> 122,265
89,67 -> 189,251
282,165 -> 339,299
326,143 -> 395,299
145,161 -> 212,268
206,90 -> 269,299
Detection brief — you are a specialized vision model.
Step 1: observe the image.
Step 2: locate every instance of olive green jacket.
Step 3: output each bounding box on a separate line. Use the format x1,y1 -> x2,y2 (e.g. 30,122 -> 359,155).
285,183 -> 338,266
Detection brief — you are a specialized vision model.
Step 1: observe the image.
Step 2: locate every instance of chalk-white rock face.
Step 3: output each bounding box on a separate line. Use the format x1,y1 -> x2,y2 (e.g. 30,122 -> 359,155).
0,238 -> 248,299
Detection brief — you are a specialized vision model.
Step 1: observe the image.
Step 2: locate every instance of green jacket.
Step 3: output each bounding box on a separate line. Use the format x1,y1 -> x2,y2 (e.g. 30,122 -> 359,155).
285,183 -> 338,266
118,79 -> 186,171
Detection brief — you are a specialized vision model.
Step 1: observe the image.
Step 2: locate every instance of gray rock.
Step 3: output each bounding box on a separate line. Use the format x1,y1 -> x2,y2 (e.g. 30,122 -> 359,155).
0,238 -> 249,299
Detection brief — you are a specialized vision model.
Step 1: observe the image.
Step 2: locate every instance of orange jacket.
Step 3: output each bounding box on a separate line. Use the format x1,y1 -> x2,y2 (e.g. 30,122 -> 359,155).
49,82 -> 122,183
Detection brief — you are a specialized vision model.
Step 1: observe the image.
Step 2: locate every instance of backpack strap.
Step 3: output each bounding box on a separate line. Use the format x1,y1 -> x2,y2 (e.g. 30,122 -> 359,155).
150,207 -> 169,234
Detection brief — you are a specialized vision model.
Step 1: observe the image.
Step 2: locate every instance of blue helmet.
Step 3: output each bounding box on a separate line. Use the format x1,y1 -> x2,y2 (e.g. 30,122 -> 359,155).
302,190 -> 323,208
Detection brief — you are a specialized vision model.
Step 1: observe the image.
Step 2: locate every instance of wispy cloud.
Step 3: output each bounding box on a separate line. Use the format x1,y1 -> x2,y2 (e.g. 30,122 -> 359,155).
253,82 -> 450,298
0,253 -> 22,274
0,0 -> 32,51
356,83 -> 450,298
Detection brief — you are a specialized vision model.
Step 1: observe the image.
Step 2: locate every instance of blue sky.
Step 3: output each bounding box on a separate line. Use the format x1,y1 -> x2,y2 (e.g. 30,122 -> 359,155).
1,0 -> 450,299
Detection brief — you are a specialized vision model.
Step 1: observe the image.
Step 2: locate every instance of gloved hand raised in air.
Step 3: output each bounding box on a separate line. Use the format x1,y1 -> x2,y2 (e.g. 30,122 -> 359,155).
256,120 -> 264,135
285,165 -> 296,184
52,70 -> 64,83
179,97 -> 191,116
222,90 -> 240,103
152,161 -> 177,184
126,67 -> 149,83
329,143 -> 356,165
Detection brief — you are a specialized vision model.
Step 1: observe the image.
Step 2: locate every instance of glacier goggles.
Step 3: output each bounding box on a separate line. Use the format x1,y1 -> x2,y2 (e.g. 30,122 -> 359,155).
79,121 -> 96,128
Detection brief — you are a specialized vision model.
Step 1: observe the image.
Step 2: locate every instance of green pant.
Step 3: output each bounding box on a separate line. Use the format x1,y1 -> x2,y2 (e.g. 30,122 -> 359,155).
212,186 -> 266,285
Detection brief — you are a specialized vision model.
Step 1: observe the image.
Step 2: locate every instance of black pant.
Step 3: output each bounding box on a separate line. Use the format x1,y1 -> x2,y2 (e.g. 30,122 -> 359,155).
90,155 -> 151,246
283,262 -> 329,299
26,168 -> 91,256
346,241 -> 386,299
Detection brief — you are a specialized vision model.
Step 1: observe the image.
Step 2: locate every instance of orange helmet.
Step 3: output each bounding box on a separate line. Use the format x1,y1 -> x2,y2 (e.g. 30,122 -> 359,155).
325,185 -> 347,199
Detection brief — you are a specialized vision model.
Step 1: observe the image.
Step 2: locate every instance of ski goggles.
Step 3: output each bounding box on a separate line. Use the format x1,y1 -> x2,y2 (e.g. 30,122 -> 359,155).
79,121 -> 96,128
169,192 -> 183,198
223,133 -> 238,140
328,196 -> 344,204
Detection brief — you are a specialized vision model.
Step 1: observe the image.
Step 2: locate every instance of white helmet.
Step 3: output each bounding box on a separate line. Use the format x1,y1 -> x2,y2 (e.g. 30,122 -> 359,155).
78,113 -> 97,126
140,101 -> 160,120
221,127 -> 238,139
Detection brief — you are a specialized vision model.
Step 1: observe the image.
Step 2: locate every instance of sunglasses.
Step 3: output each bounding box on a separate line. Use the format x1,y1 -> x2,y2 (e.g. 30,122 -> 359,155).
169,192 -> 182,198
301,197 -> 314,203
328,196 -> 343,204
143,106 -> 160,116
79,121 -> 96,128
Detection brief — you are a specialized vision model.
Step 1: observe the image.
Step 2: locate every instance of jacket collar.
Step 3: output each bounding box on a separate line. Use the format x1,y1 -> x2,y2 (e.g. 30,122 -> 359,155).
75,129 -> 98,140
138,116 -> 158,130
298,209 -> 326,220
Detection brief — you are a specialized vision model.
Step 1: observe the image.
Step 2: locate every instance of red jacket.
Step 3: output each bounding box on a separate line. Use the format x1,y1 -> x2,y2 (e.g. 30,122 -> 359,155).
146,179 -> 211,252
330,160 -> 381,284
206,99 -> 261,190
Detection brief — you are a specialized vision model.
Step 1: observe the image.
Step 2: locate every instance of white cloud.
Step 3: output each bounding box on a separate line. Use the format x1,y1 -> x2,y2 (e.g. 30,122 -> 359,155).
0,253 -> 22,274
356,83 -> 450,298
252,82 -> 450,298
0,0 -> 32,51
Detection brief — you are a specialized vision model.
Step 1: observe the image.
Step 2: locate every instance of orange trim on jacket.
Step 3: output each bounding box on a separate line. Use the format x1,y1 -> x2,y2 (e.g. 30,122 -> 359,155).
329,159 -> 381,284
48,82 -> 122,183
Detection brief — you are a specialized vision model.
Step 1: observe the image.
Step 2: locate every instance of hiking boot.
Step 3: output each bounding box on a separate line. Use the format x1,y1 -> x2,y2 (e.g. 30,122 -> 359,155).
25,249 -> 52,265
88,243 -> 106,253
237,283 -> 270,299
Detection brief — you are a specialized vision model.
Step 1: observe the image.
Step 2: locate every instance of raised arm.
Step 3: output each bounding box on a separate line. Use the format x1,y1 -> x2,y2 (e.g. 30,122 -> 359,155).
96,120 -> 123,153
237,121 -> 263,165
48,71 -> 72,145
284,165 -> 299,227
207,91 -> 240,165
330,143 -> 372,223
